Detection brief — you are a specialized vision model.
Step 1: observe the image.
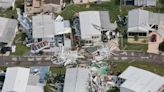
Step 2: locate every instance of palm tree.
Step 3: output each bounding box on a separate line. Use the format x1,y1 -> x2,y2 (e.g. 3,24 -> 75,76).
44,73 -> 65,92
45,72 -> 57,83
44,72 -> 58,92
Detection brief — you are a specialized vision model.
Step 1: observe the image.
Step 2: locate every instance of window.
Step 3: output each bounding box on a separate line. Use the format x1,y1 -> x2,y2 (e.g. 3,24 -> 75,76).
92,36 -> 99,39
151,25 -> 159,30
129,32 -> 146,36
85,40 -> 92,44
139,33 -> 146,36
149,31 -> 152,33
37,38 -> 42,42
128,32 -> 137,36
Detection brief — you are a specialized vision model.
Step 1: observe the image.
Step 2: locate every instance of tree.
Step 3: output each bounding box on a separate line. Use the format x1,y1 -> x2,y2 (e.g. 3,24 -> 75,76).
159,41 -> 164,52
15,0 -> 24,10
159,0 -> 164,4
117,16 -> 128,38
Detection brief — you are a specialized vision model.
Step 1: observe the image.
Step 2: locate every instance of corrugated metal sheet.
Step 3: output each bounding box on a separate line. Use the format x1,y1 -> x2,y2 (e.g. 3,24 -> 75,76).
0,17 -> 17,46
32,15 -> 55,38
63,68 -> 90,92
32,15 -> 71,39
2,67 -> 30,92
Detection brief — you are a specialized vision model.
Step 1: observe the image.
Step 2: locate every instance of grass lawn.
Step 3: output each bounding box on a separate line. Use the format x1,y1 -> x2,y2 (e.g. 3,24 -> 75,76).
11,32 -> 30,56
60,0 -> 164,22
110,60 -> 164,76
108,87 -> 120,92
119,37 -> 148,51
124,38 -> 148,51
125,43 -> 148,51
0,9 -> 17,19
50,67 -> 66,75
60,0 -> 120,22
11,43 -> 30,56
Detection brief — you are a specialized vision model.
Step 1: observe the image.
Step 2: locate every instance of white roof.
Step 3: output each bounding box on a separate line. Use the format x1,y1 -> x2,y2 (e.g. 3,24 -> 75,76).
54,20 -> 71,34
26,85 -> 44,92
0,17 -> 17,46
32,15 -> 71,38
134,0 -> 156,6
32,15 -> 55,38
79,11 -> 111,39
128,26 -> 149,32
119,66 -> 164,92
128,9 -> 164,32
63,68 -> 90,92
128,9 -> 149,32
0,0 -> 15,8
2,67 -> 30,92
0,0 -> 14,2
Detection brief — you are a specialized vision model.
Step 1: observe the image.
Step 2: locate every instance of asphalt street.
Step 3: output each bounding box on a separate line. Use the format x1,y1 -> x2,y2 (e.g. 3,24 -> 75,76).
0,51 -> 163,67
111,51 -> 164,65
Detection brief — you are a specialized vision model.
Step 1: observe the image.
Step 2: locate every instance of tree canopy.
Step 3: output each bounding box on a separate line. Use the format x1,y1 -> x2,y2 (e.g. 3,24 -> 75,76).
159,41 -> 164,52
159,0 -> 164,4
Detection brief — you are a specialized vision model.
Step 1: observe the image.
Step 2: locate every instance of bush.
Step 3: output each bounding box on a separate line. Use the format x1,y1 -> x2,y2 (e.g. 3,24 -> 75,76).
134,35 -> 138,41
159,41 -> 164,52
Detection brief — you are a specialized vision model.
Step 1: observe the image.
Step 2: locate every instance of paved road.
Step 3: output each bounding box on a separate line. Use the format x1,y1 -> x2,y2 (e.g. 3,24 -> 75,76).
0,56 -> 55,67
0,51 -> 163,67
111,51 -> 164,65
